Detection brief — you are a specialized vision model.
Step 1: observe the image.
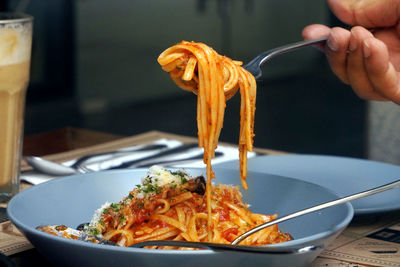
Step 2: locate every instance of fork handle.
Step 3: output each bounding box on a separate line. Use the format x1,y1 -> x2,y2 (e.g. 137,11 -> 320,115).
244,37 -> 327,79
259,37 -> 328,66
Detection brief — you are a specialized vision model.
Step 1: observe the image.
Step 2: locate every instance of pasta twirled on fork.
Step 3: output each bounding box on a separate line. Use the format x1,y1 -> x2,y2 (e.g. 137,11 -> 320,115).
158,41 -> 256,238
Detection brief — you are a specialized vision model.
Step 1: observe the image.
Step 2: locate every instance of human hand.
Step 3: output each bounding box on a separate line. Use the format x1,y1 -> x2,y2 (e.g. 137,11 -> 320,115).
302,0 -> 400,104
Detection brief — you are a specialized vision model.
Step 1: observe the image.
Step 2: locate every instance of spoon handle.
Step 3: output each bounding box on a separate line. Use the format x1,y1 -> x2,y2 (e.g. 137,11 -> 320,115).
232,179 -> 400,245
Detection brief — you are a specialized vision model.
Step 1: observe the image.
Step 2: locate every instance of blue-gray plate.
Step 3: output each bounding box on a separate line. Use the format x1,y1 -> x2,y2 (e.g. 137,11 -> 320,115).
215,155 -> 400,215
8,168 -> 353,267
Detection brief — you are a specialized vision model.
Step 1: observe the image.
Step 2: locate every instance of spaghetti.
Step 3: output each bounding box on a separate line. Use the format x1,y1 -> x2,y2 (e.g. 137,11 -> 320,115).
158,41 -> 256,239
157,41 -> 256,191
87,166 -> 292,248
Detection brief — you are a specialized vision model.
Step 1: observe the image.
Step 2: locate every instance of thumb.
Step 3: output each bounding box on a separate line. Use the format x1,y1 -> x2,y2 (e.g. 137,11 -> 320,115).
328,0 -> 400,28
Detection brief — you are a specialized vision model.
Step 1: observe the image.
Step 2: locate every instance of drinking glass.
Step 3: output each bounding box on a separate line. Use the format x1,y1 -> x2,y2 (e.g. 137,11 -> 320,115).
0,13 -> 33,202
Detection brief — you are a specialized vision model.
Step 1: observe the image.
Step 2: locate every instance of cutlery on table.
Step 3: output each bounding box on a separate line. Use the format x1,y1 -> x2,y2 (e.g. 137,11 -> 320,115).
24,156 -> 78,176
24,143 -> 222,176
70,143 -> 167,168
101,143 -> 199,170
24,142 -> 168,176
73,151 -> 222,173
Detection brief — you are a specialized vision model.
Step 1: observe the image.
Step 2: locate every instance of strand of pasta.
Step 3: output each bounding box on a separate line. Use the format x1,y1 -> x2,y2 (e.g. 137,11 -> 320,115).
158,42 -> 256,188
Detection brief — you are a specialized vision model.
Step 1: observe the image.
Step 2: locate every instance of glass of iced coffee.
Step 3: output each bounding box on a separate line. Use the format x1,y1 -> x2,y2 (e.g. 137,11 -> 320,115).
0,13 -> 32,202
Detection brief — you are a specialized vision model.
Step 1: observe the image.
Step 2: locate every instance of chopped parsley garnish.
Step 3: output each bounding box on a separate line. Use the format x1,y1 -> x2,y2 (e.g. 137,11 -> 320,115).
110,203 -> 121,212
90,228 -> 100,236
171,171 -> 184,178
141,184 -> 161,194
180,176 -> 188,184
171,171 -> 188,184
130,167 -> 193,199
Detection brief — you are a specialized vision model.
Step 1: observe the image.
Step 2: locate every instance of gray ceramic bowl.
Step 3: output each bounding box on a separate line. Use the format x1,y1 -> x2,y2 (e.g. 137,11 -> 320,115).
8,168 -> 353,267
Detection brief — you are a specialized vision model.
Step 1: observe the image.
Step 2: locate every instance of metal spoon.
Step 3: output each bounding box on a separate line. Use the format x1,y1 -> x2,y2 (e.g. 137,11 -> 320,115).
244,37 -> 327,79
24,156 -> 78,176
24,143 -> 173,176
24,144 -> 200,176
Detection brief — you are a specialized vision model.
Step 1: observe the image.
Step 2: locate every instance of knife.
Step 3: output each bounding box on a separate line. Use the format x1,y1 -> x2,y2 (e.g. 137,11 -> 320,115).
105,143 -> 199,169
71,143 -> 167,168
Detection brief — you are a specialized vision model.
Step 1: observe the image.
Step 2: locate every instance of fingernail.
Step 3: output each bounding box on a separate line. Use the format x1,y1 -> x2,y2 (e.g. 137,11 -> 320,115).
363,39 -> 371,58
348,30 -> 358,52
327,34 -> 339,52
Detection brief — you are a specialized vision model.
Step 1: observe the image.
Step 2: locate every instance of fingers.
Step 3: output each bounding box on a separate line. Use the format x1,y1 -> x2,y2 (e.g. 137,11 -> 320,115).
327,0 -> 400,28
324,27 -> 352,84
303,25 -> 397,102
302,24 -> 330,51
302,24 -> 330,39
303,25 -> 351,84
326,0 -> 355,25
363,37 -> 400,103
345,26 -> 388,100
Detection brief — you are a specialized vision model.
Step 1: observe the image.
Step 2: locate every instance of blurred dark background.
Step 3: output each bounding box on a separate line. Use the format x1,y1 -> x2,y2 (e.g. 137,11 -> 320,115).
2,0 -> 366,158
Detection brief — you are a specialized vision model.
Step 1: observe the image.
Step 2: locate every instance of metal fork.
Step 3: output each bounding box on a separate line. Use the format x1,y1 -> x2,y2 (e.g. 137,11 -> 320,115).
244,37 -> 327,79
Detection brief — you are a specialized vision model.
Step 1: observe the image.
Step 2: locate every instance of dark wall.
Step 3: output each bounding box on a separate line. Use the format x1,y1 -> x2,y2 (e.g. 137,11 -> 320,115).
3,0 -> 366,158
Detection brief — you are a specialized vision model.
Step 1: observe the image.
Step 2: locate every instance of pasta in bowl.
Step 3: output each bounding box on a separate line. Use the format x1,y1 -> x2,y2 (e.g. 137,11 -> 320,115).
38,166 -> 292,248
8,167 -> 353,267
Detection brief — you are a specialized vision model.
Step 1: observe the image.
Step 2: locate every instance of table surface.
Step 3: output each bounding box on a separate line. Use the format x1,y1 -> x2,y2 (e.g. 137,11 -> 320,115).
7,127 -> 386,267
